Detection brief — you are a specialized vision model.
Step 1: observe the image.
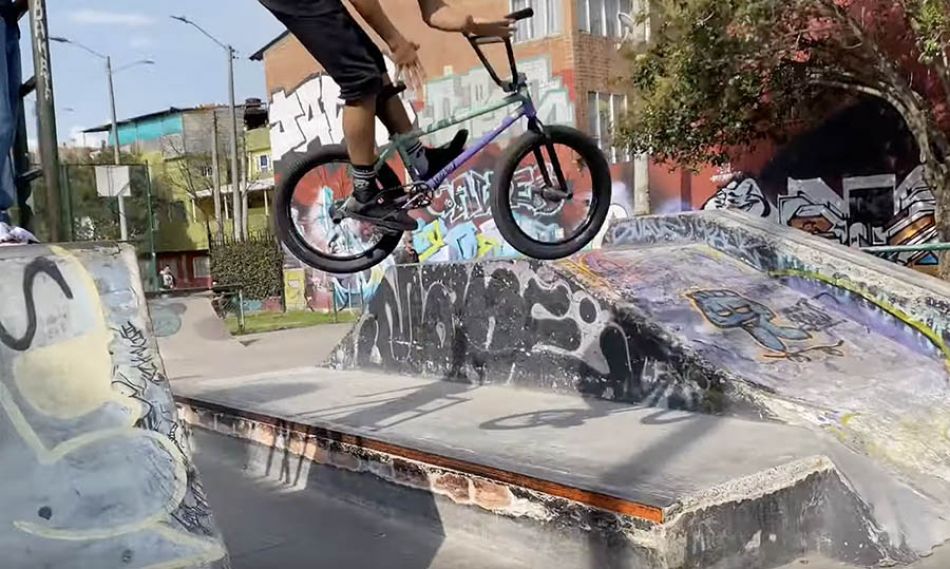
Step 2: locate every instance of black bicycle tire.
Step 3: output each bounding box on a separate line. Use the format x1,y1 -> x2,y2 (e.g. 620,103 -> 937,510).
273,145 -> 404,274
489,125 -> 612,260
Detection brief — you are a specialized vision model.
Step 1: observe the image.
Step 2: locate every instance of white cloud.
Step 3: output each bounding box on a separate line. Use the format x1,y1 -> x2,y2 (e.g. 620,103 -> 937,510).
69,9 -> 154,27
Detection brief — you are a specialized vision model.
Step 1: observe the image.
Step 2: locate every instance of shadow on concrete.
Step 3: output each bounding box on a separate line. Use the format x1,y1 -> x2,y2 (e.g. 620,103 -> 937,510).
194,381 -> 322,408
479,401 -> 694,431
299,380 -> 475,431
193,429 -> 454,569
588,411 -> 715,568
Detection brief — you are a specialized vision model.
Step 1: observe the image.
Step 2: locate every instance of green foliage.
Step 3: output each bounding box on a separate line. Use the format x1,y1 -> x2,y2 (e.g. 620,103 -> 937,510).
618,0 -> 950,169
210,234 -> 283,301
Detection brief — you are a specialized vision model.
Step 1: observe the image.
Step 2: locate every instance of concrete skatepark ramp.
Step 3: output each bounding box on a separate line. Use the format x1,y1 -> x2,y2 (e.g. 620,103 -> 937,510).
317,210 -> 950,566
0,244 -> 227,568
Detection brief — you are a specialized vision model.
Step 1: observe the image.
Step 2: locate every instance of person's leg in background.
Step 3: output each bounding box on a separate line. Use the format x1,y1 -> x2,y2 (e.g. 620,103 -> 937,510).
0,7 -> 18,225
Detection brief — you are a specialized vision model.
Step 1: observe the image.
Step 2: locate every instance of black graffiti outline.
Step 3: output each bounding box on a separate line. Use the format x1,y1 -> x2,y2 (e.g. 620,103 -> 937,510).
119,321 -> 166,385
0,257 -> 73,351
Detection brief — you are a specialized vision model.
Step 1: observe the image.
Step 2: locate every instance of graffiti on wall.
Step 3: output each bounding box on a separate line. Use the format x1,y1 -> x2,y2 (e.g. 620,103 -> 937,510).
704,165 -> 938,269
335,262 -> 702,408
419,56 -> 575,146
0,250 -> 225,566
687,288 -> 845,362
269,56 -> 418,160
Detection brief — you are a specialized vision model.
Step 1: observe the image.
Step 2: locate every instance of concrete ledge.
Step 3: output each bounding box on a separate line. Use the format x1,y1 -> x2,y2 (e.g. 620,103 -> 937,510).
175,370 -> 904,568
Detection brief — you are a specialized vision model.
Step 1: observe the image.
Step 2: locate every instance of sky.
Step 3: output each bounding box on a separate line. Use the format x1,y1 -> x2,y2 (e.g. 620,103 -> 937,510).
21,0 -> 286,147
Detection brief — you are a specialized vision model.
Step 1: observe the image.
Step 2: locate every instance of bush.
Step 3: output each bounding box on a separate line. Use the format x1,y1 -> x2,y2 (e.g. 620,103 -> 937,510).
210,232 -> 283,301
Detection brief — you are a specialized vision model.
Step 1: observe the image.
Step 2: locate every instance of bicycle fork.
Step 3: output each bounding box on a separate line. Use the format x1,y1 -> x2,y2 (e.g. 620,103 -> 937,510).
526,111 -> 572,201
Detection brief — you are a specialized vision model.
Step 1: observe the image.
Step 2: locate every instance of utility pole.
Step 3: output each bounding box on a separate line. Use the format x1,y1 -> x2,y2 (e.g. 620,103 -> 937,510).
227,45 -> 242,240
29,0 -> 63,242
105,55 -> 127,241
211,110 -> 224,242
171,15 -> 243,241
49,37 -> 153,241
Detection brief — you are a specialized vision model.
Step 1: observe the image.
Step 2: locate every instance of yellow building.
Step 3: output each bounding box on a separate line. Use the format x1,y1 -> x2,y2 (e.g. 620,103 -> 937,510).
83,105 -> 274,288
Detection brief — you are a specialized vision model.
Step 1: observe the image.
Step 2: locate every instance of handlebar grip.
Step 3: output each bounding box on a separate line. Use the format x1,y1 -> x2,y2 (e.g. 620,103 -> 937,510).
506,8 -> 534,21
470,35 -> 505,45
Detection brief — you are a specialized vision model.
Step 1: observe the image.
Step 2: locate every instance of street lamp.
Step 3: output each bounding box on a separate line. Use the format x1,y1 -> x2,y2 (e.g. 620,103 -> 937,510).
171,15 -> 243,241
50,36 -> 154,242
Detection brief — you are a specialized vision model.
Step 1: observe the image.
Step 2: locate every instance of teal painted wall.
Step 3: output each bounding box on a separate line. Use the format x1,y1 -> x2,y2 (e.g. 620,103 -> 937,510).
111,114 -> 184,146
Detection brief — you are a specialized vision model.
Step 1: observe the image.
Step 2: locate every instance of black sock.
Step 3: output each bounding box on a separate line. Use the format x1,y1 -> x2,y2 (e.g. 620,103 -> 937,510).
351,164 -> 376,202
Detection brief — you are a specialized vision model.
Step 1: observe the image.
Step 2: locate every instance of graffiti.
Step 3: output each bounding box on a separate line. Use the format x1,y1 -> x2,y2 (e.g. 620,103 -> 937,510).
0,248 -> 225,567
688,288 -> 846,362
781,298 -> 845,333
703,166 -> 937,269
419,56 -> 574,146
284,268 -> 308,311
0,257 -> 73,351
333,262 -> 705,409
688,289 -> 812,352
119,321 -> 165,385
703,176 -> 775,221
150,300 -> 185,338
269,56 -> 417,160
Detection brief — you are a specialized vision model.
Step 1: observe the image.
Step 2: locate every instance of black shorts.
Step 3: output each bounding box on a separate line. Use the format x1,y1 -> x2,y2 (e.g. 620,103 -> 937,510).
259,0 -> 387,103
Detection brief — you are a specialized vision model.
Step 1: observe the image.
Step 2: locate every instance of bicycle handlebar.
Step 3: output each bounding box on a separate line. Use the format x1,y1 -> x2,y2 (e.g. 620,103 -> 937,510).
506,8 -> 534,21
464,9 -> 534,93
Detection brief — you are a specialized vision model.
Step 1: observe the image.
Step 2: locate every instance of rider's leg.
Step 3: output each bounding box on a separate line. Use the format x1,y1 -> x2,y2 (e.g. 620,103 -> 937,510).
375,79 -> 469,179
341,94 -> 379,200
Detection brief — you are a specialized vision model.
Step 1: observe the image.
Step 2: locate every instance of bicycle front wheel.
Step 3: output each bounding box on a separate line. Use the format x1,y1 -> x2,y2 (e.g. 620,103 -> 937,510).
490,125 -> 612,260
273,145 -> 404,274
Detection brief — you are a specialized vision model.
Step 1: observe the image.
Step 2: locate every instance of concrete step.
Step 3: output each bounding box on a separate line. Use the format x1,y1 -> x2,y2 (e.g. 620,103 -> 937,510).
174,368 -> 925,569
193,428 -> 532,569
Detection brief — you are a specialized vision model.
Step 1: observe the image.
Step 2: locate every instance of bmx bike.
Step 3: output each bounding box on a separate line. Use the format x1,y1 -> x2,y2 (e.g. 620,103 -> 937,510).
274,8 -> 612,274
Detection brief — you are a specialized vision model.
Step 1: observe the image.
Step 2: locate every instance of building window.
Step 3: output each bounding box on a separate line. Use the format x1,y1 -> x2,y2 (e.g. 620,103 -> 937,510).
166,201 -> 188,223
587,91 -> 630,162
193,256 -> 211,279
510,0 -> 562,42
577,0 -> 634,38
258,154 -> 271,174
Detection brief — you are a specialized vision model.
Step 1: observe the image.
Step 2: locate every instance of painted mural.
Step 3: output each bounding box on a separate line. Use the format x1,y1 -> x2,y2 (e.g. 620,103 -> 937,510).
704,166 -> 938,270
702,98 -> 939,271
269,54 -> 637,311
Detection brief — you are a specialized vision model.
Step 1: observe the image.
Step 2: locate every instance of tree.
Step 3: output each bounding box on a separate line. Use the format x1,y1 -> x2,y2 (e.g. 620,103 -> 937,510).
619,0 -> 950,278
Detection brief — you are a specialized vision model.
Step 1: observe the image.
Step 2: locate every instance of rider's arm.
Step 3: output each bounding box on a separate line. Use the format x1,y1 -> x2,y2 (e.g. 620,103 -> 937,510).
416,0 -> 472,33
348,0 -> 412,51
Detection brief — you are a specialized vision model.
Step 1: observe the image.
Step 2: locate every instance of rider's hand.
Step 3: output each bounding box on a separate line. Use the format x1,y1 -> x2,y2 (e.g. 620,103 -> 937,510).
463,16 -> 516,38
388,37 -> 426,91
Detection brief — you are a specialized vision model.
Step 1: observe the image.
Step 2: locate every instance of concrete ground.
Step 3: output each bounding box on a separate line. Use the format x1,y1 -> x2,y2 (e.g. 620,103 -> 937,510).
162,322 -> 353,382
193,429 -> 530,569
175,367 -> 834,510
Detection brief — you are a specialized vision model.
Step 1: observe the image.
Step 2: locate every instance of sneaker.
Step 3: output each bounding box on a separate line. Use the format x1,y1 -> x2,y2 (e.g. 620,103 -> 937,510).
421,130 -> 469,178
0,221 -> 38,246
340,193 -> 417,233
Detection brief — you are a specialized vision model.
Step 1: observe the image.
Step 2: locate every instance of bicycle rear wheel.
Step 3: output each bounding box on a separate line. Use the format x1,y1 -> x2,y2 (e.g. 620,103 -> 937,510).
489,125 -> 612,260
274,145 -> 404,274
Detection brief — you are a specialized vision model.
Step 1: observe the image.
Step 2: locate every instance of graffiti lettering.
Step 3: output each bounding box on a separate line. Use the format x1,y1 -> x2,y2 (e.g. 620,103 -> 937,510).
0,257 -> 73,351
703,166 -> 938,269
333,263 -> 704,409
420,56 -> 574,146
120,321 -> 165,385
269,57 -> 417,160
